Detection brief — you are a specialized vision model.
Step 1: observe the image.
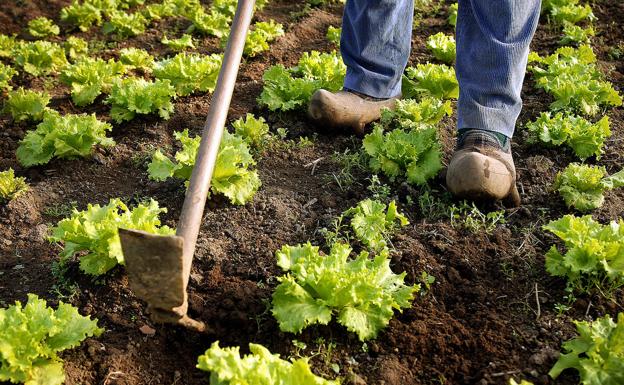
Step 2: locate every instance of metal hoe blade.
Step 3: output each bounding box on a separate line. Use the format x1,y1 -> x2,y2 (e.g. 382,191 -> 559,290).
119,229 -> 206,332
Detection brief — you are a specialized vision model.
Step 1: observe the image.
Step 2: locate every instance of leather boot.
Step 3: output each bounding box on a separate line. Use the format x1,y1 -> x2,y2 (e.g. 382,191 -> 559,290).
308,89 -> 400,135
446,130 -> 521,206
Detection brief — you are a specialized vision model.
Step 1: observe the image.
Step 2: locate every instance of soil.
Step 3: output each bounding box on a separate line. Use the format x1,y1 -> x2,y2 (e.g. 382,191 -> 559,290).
1,1 -> 623,385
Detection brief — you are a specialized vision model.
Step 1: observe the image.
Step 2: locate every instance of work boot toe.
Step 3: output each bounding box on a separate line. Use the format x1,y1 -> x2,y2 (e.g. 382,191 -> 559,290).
446,130 -> 521,206
308,89 -> 399,135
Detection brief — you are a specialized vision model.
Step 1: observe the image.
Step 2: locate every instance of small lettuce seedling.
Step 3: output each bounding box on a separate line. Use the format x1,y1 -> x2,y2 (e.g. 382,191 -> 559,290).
403,63 -> 459,99
0,168 -> 29,204
526,112 -> 611,160
259,50 -> 346,111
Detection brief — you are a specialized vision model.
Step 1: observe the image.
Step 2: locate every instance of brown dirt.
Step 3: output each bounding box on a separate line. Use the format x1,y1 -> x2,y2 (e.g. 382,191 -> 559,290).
1,1 -> 623,385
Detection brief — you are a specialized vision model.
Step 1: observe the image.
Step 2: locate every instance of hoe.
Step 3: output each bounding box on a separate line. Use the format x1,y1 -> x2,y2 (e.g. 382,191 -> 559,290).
118,0 -> 256,332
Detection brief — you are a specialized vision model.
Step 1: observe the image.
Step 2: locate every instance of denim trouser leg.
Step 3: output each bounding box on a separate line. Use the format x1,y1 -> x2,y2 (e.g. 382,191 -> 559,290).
456,0 -> 541,138
341,0 -> 540,138
341,0 -> 414,99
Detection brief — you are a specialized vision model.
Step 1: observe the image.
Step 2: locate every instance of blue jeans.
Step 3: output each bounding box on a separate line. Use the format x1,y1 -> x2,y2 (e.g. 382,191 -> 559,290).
341,0 -> 541,138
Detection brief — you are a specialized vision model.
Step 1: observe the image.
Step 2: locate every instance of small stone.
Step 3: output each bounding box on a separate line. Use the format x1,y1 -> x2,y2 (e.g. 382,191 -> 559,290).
139,324 -> 156,337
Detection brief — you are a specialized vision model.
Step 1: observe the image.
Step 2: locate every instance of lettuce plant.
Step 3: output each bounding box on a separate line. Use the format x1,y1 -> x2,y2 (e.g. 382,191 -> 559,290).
272,242 -> 418,341
63,36 -> 89,60
554,163 -> 624,212
448,3 -> 458,27
0,63 -> 17,91
211,0 -> 269,18
119,47 -> 154,72
197,342 -> 339,385
259,50 -> 346,111
362,98 -> 448,186
560,22 -> 594,45
14,41 -> 68,76
148,130 -> 261,205
153,52 -> 222,96
142,3 -> 175,20
549,313 -> 624,385
403,63 -> 459,99
103,10 -> 148,38
344,199 -> 409,251
161,34 -> 195,51
0,168 -> 29,204
60,57 -> 126,106
188,9 -> 230,37
60,2 -> 103,31
49,199 -> 174,275
3,88 -> 50,122
544,215 -> 624,296
242,20 -> 284,57
426,32 -> 456,63
162,0 -> 202,18
16,111 -> 115,167
0,294 -> 103,385
526,112 -> 610,160
0,34 -> 17,58
529,45 -> 622,116
28,17 -> 60,38
326,25 -> 341,46
548,1 -> 594,24
232,113 -> 270,150
106,78 -> 176,122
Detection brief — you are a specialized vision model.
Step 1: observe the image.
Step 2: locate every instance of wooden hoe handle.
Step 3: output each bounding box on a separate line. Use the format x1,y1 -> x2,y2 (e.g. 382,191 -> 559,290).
176,0 -> 256,293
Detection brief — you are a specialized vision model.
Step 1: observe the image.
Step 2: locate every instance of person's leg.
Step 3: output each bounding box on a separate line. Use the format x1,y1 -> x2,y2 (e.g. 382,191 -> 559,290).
455,0 -> 541,139
341,0 -> 414,98
447,0 -> 540,205
308,0 -> 413,133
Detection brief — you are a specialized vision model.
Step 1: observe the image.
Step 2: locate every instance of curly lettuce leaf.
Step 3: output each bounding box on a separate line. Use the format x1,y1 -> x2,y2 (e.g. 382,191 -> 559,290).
3,88 -> 50,122
107,78 -> 176,122
197,342 -> 339,385
0,294 -> 103,385
147,130 -> 261,205
549,313 -> 624,385
14,41 -> 68,76
272,242 -> 419,341
403,63 -> 459,99
344,199 -> 409,251
259,51 -> 346,111
49,198 -> 174,275
426,32 -> 456,64
28,17 -> 60,38
543,215 -> 624,296
526,112 -> 611,160
0,168 -> 29,204
529,45 -> 622,116
60,57 -> 126,106
153,52 -> 222,96
16,110 -> 115,167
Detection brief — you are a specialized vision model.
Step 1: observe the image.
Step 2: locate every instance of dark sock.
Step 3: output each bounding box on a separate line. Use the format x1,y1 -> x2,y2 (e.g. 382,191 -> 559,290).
458,128 -> 509,147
